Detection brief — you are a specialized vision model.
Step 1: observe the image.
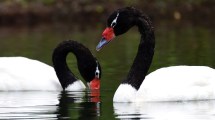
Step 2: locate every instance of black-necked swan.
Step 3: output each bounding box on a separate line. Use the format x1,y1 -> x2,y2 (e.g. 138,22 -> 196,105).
96,7 -> 215,102
0,40 -> 101,91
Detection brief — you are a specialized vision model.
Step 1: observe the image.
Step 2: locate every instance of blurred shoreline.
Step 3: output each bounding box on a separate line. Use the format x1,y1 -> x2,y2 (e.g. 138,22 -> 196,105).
0,0 -> 214,27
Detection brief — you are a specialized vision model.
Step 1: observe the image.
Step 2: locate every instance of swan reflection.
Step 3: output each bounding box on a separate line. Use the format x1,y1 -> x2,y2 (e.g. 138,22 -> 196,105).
113,101 -> 215,120
0,90 -> 100,119
0,92 -> 59,119
57,90 -> 101,119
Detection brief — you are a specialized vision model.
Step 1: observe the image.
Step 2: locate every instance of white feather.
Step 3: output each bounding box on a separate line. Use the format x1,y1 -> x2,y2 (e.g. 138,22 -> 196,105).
65,80 -> 86,91
114,66 -> 215,102
0,57 -> 86,91
113,84 -> 137,102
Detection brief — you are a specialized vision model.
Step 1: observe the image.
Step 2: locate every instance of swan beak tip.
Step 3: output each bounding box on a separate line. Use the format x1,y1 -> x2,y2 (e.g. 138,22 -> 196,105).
96,37 -> 110,51
96,47 -> 101,51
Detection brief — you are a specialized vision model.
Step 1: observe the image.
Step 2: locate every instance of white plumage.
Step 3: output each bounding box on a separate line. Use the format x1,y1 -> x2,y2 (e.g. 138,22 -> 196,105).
0,57 -> 85,91
114,66 -> 215,102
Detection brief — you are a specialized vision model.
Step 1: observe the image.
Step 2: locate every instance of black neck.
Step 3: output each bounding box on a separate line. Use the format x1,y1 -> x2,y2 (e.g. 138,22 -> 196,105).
122,14 -> 155,90
52,40 -> 98,89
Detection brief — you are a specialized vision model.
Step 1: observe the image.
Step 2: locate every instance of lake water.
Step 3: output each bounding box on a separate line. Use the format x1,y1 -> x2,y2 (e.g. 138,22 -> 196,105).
0,21 -> 215,119
1,91 -> 215,120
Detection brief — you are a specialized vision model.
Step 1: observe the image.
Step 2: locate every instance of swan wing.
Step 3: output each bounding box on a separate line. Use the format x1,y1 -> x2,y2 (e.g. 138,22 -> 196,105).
0,57 -> 61,91
136,66 -> 215,102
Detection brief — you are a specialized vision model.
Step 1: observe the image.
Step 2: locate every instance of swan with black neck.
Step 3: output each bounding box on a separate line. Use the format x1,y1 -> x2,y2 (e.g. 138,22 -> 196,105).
96,7 -> 215,102
0,40 -> 101,91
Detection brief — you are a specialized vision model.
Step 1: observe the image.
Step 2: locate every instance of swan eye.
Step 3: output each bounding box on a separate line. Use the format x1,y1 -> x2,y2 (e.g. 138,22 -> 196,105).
111,21 -> 116,28
95,61 -> 100,78
95,69 -> 100,78
95,72 -> 99,76
111,12 -> 119,28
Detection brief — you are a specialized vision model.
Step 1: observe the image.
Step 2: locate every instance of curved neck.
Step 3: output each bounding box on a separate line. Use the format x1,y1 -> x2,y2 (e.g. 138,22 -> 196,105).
52,40 -> 97,89
122,15 -> 155,90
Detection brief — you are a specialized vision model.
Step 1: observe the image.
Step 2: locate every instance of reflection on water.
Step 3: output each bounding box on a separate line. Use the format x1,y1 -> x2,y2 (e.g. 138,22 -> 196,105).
57,90 -> 100,120
1,90 -> 215,119
0,91 -> 100,120
0,92 -> 59,119
114,101 -> 215,120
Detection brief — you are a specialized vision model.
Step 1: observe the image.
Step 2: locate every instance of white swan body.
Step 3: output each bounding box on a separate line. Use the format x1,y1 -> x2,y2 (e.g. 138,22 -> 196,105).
114,66 -> 215,102
0,57 -> 85,91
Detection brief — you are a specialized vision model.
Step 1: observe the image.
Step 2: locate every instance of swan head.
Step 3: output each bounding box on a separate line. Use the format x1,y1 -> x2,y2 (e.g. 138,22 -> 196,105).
88,61 -> 101,90
96,7 -> 137,51
79,59 -> 101,90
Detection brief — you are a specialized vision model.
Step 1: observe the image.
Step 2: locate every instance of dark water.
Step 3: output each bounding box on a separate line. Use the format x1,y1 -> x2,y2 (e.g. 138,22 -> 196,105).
0,21 -> 215,119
